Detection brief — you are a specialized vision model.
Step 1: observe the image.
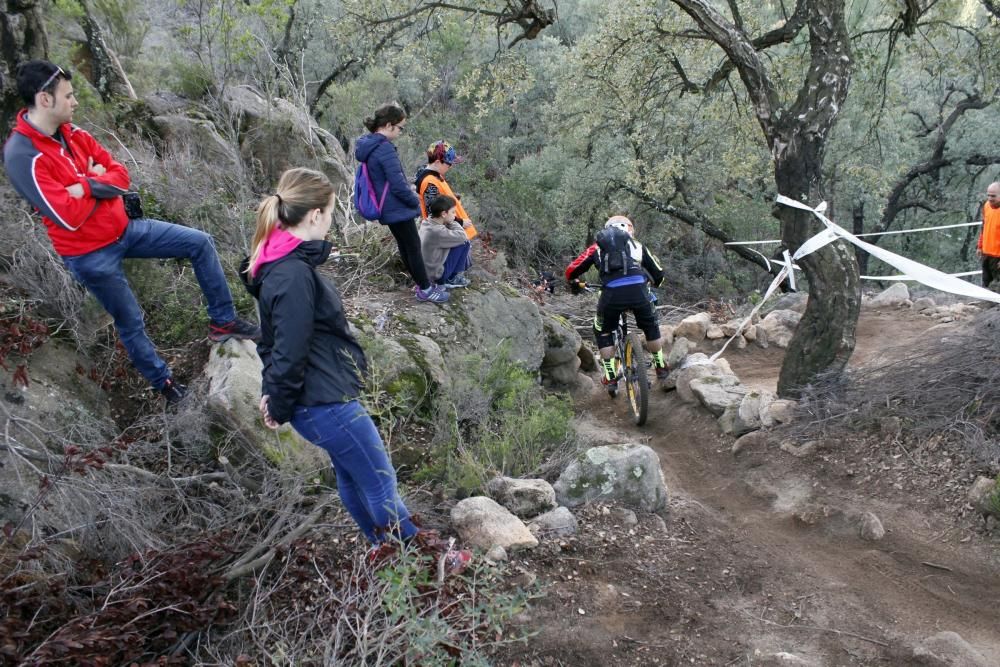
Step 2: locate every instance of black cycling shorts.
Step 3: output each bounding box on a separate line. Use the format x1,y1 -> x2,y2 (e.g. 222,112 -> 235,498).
593,283 -> 660,349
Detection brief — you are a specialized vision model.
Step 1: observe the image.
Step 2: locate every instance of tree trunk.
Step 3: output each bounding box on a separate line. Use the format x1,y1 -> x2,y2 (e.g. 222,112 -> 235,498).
774,148 -> 860,397
668,0 -> 861,397
772,0 -> 860,397
75,0 -> 136,102
1,0 -> 48,132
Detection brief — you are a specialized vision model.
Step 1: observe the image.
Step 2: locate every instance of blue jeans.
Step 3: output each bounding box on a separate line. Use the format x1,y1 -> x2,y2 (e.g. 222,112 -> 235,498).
62,218 -> 237,389
437,241 -> 472,283
290,400 -> 418,544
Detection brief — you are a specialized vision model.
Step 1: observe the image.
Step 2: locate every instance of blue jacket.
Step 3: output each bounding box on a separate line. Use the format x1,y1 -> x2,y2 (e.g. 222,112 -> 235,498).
354,133 -> 421,224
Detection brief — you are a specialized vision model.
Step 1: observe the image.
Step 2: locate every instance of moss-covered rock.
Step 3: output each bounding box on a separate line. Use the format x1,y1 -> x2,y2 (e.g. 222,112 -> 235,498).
204,339 -> 328,475
553,444 -> 668,512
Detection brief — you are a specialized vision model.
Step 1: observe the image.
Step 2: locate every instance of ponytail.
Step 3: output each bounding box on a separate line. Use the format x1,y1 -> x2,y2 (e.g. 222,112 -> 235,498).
247,168 -> 335,275
248,195 -> 283,274
363,102 -> 407,133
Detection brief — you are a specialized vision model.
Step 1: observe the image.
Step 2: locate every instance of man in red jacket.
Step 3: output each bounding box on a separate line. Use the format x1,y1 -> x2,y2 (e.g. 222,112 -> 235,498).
2,60 -> 259,403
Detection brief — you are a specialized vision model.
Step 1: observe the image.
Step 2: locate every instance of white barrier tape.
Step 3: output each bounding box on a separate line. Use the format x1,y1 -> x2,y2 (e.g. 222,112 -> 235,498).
776,259 -> 980,282
859,270 -> 982,281
709,264 -> 791,362
725,220 -> 983,246
776,196 -> 1000,304
706,198 -> 999,364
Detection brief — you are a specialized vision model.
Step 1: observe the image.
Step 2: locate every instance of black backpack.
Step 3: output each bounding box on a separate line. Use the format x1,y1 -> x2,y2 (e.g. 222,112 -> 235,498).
595,227 -> 638,280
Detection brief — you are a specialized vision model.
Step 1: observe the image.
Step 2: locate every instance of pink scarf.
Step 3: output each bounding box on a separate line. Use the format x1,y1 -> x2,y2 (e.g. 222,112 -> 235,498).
251,227 -> 303,277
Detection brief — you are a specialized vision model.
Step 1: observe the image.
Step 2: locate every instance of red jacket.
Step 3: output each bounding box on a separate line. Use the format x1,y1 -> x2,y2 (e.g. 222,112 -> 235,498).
3,109 -> 130,256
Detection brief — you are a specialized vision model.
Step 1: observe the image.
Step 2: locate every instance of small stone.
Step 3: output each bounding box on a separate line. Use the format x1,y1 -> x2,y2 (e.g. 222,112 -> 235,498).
859,512 -> 885,541
619,509 -> 638,526
486,545 -> 508,562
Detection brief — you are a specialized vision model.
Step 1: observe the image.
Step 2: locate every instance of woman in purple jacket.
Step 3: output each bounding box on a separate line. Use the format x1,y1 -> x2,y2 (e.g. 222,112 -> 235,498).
354,103 -> 448,304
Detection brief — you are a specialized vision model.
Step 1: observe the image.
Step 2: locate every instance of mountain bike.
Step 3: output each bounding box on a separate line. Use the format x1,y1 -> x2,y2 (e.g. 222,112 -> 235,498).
574,281 -> 650,426
609,312 -> 650,426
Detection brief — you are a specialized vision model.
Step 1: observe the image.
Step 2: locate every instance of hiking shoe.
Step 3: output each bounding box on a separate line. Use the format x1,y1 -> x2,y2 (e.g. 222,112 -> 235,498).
442,548 -> 473,576
415,284 -> 449,303
367,542 -> 398,566
440,274 -> 470,289
209,317 -> 261,343
160,378 -> 188,405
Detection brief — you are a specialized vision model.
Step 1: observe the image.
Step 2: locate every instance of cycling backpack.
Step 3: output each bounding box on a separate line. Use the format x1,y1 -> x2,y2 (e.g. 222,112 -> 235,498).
353,161 -> 389,220
594,227 -> 640,280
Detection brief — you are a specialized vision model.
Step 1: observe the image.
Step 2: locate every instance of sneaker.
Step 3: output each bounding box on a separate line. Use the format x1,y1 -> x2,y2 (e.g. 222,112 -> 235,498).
160,378 -> 188,405
366,541 -> 398,566
209,317 -> 261,343
415,285 -> 449,303
440,274 -> 470,289
655,366 -> 670,381
601,375 -> 619,393
442,548 -> 473,576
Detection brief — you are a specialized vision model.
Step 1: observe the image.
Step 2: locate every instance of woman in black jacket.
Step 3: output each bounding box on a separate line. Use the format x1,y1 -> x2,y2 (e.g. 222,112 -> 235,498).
243,167 -> 423,545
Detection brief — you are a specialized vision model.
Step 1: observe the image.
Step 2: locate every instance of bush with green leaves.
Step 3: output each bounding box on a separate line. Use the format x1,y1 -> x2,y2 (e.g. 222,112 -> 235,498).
419,343 -> 575,494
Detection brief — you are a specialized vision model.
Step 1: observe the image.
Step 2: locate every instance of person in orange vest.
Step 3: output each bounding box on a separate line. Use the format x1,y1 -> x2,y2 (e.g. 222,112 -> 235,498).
414,141 -> 477,240
980,182 -> 1000,291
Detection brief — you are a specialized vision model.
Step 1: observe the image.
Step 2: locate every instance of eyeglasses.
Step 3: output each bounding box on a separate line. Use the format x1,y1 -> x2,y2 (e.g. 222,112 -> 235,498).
39,66 -> 65,94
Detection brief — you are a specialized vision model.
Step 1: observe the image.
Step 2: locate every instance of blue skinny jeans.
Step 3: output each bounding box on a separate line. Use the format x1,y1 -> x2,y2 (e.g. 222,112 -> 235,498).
290,400 -> 418,544
62,218 -> 237,389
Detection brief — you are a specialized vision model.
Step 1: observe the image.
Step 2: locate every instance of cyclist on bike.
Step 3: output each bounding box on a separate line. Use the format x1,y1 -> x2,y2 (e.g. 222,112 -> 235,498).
566,216 -> 669,392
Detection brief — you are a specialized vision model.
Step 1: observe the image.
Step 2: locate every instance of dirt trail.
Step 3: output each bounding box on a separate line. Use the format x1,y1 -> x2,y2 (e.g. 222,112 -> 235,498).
503,308 -> 1000,666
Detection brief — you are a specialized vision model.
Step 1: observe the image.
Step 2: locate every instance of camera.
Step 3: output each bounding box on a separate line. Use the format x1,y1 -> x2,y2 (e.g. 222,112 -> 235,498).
122,191 -> 144,219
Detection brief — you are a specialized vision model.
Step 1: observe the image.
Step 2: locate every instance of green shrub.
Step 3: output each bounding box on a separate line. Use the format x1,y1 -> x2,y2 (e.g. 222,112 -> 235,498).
418,343 -> 575,494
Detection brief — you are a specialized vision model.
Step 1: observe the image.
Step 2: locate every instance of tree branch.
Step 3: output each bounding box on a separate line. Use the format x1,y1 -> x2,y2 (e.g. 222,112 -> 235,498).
667,0 -> 781,140
612,180 -> 779,276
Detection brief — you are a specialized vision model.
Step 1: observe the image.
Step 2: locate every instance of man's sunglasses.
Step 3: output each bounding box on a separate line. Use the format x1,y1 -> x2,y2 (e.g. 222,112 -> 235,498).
39,67 -> 65,94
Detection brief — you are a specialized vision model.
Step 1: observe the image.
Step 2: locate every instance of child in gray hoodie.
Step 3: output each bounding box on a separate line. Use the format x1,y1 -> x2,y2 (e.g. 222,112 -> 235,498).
418,195 -> 472,288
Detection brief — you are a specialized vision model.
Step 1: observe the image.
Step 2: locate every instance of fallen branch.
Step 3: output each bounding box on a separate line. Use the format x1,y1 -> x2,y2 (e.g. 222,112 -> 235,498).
743,612 -> 889,647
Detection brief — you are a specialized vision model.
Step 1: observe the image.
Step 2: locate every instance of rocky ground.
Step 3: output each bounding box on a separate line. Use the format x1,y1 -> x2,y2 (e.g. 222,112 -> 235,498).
496,302 -> 1000,667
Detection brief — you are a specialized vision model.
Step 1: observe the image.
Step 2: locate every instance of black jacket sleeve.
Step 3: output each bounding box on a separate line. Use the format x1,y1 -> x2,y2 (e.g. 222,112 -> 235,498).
641,245 -> 664,288
261,264 -> 316,424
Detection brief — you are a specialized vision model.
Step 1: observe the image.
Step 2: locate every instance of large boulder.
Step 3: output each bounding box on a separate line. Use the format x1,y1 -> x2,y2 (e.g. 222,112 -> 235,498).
540,312 -> 583,387
768,291 -> 808,313
221,86 -> 352,202
718,388 -> 776,436
204,339 -> 328,474
554,444 -> 668,512
690,374 -> 750,417
673,312 -> 712,343
487,476 -> 557,519
399,286 -> 546,371
528,506 -> 578,538
757,309 -> 801,349
866,283 -> 910,309
450,496 -> 539,551
674,354 -> 725,404
911,631 -> 993,666
968,476 -> 1000,518
149,114 -> 241,171
667,336 -> 692,369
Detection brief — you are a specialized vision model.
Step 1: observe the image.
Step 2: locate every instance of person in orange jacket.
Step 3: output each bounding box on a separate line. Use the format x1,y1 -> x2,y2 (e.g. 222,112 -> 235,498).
980,182 -> 1000,291
414,141 -> 477,240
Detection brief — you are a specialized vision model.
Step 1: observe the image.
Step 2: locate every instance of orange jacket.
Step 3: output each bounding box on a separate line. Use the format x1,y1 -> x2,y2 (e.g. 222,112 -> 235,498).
981,203 -> 1000,257
415,168 -> 477,240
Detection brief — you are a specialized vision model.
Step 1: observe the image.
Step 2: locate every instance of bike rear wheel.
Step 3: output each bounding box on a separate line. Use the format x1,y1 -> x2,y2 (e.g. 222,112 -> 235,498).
623,332 -> 649,426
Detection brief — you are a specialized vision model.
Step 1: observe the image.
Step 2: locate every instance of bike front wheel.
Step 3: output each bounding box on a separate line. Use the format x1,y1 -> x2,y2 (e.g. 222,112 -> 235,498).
623,332 -> 649,426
